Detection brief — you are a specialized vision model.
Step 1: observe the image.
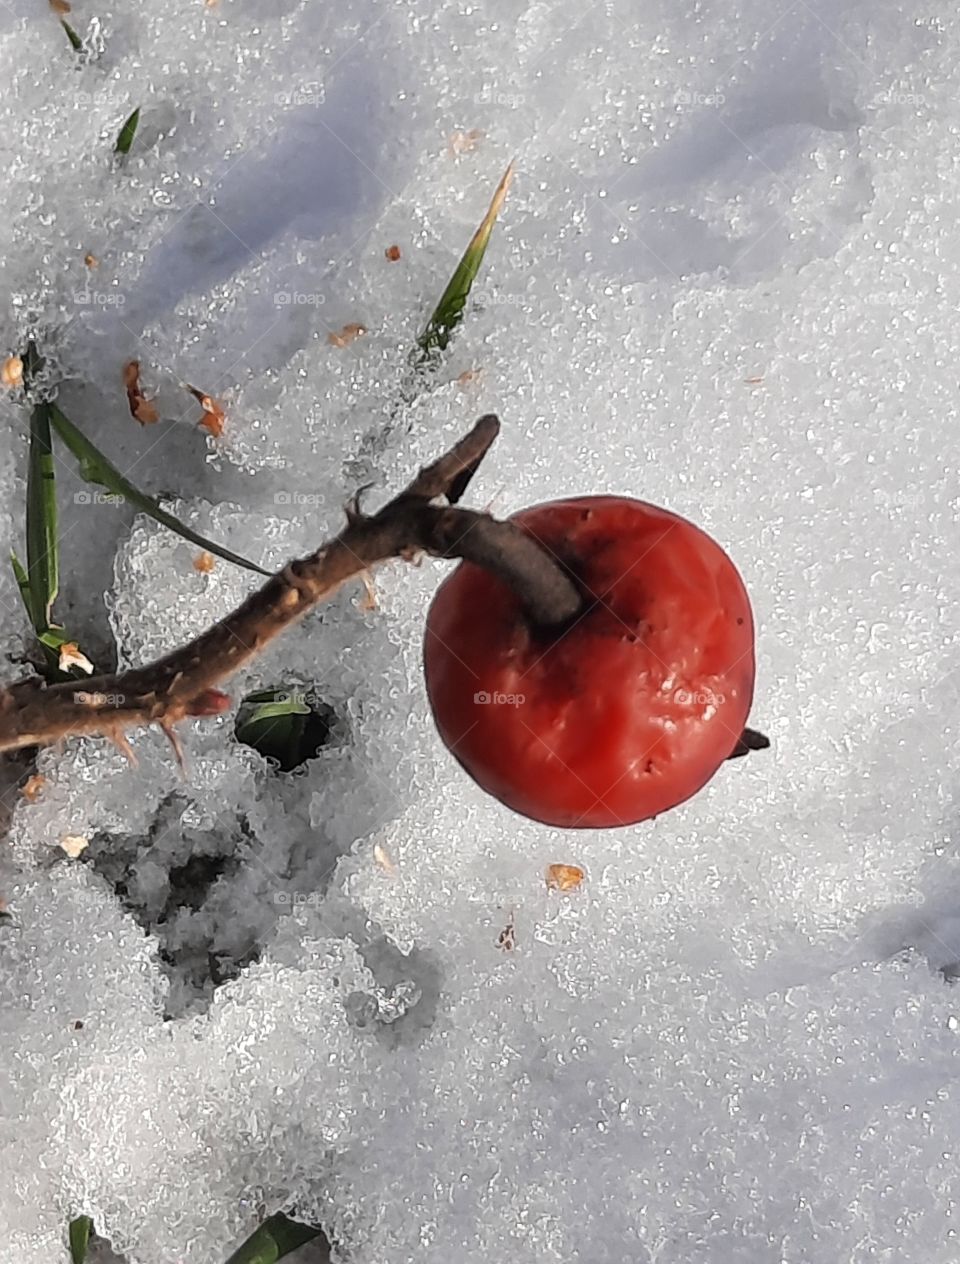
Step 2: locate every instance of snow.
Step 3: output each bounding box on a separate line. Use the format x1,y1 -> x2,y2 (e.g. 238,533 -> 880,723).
1,0 -> 959,1260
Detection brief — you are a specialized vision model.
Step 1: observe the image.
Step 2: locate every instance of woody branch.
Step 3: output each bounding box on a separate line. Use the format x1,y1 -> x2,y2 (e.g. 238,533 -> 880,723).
0,415 -> 584,758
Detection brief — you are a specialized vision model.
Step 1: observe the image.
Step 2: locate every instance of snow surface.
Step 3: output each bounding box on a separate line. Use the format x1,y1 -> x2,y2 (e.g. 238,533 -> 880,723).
2,0 -> 960,1260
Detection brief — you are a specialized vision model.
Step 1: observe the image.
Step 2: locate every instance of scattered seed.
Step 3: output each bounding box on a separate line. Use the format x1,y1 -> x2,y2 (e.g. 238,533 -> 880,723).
744,376 -> 764,385
456,368 -> 482,388
84,252 -> 98,268
385,244 -> 401,262
184,384 -> 226,438
328,322 -> 367,348
20,774 -> 46,803
123,360 -> 159,425
546,863 -> 585,892
1,355 -> 23,388
60,834 -> 89,858
73,1020 -> 84,1030
497,910 -> 516,951
193,550 -> 215,574
373,842 -> 397,875
49,0 -> 71,12
59,642 -> 94,675
448,128 -> 483,158
358,572 -> 378,612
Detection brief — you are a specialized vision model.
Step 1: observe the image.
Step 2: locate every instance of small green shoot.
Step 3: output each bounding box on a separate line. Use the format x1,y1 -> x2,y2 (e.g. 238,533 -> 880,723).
417,159 -> 515,358
47,403 -> 270,576
224,1212 -> 326,1264
61,19 -> 83,51
68,1214 -> 93,1264
115,107 -> 140,156
25,403 -> 59,632
14,352 -> 89,676
11,551 -> 81,668
10,552 -> 31,613
235,687 -> 334,772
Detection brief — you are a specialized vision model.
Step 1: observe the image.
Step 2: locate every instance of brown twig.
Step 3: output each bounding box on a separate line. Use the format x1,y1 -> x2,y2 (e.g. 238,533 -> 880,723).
0,415 -> 583,758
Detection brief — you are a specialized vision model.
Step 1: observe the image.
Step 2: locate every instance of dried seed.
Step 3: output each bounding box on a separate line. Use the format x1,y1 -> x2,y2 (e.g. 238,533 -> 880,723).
358,572 -> 378,612
123,360 -> 159,425
20,774 -> 46,803
59,642 -> 94,675
448,129 -> 483,158
328,322 -> 367,349
60,834 -> 89,858
1,356 -> 23,388
546,863 -> 585,892
497,910 -> 516,951
373,842 -> 397,875
185,385 -> 226,438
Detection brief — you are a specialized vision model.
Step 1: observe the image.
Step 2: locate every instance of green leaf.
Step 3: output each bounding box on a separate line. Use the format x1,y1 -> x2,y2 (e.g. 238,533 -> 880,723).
47,403 -> 270,576
235,687 -> 332,772
25,403 -> 59,632
68,1215 -> 93,1264
224,1212 -> 326,1264
115,107 -> 140,156
61,18 -> 83,51
417,159 -> 515,358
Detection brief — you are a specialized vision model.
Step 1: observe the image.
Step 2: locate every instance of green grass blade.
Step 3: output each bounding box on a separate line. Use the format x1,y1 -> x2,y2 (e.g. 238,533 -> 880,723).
47,403 -> 270,577
115,107 -> 140,155
26,403 -> 59,632
10,551 -> 32,621
61,19 -> 83,51
224,1213 -> 326,1264
417,159 -> 515,358
13,547 -> 89,679
68,1215 -> 93,1264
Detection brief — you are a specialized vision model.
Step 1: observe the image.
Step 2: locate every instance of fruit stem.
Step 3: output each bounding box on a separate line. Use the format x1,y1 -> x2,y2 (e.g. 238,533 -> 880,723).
427,507 -> 584,628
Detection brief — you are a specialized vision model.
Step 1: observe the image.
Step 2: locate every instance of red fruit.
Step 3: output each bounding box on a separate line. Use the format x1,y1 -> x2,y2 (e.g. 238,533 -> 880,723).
423,496 -> 755,828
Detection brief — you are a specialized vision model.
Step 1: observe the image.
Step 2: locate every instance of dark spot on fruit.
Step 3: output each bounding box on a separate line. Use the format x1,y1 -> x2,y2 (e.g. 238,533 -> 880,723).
644,760 -> 655,774
736,617 -> 744,625
580,509 -> 593,521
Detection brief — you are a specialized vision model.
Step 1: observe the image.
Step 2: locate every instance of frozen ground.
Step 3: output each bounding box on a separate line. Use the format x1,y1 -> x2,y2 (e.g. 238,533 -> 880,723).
1,0 -> 959,1260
